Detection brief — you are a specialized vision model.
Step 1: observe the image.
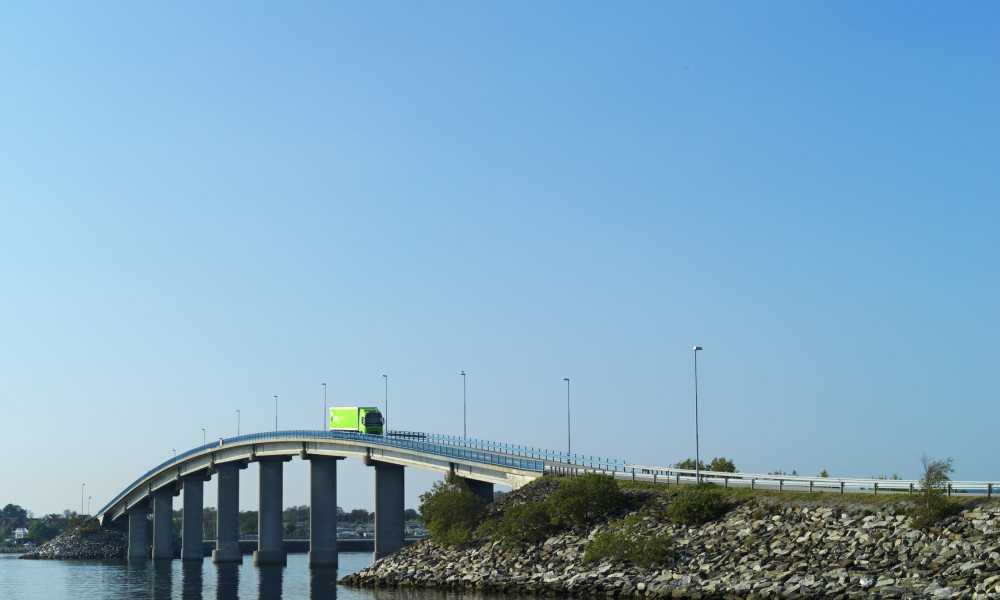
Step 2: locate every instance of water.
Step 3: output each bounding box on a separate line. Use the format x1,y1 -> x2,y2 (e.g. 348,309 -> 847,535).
0,553 -> 479,600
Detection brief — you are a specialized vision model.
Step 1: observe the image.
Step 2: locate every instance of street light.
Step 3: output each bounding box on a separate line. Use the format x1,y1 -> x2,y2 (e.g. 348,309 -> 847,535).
459,370 -> 467,439
322,383 -> 327,431
87,496 -> 92,516
201,427 -> 206,446
81,483 -> 86,515
693,345 -> 704,484
236,409 -> 241,436
274,395 -> 278,431
563,378 -> 571,456
382,374 -> 388,432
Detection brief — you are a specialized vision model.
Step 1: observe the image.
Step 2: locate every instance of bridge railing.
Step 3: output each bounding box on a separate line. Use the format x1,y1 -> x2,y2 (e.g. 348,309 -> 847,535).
620,463 -> 1000,497
95,430 -> 545,519
423,433 -> 628,473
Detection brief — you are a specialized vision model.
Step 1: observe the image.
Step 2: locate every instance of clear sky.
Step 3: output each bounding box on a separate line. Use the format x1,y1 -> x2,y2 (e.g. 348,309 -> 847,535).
1,2 -> 998,516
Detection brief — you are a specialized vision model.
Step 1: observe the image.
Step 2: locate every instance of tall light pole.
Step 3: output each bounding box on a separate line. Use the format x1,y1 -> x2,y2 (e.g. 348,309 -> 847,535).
459,370 -> 467,439
382,374 -> 388,432
201,427 -> 207,446
87,496 -> 92,516
81,483 -> 85,515
273,394 -> 279,431
563,378 -> 571,456
693,346 -> 704,484
236,409 -> 241,436
322,383 -> 327,431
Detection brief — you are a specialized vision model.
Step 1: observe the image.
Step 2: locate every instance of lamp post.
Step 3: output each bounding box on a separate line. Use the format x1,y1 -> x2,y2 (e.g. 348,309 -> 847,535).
322,383 -> 327,431
87,496 -> 92,516
236,409 -> 241,436
382,374 -> 388,432
459,370 -> 467,439
81,483 -> 85,515
693,345 -> 704,484
201,427 -> 207,446
563,377 -> 571,456
274,394 -> 278,431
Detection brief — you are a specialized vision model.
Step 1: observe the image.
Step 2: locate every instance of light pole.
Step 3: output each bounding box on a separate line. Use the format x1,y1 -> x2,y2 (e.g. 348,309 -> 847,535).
87,496 -> 92,516
693,345 -> 704,484
382,374 -> 388,432
81,483 -> 85,515
172,448 -> 176,457
201,427 -> 206,446
459,370 -> 467,439
322,383 -> 327,431
274,394 -> 278,431
236,409 -> 241,436
563,378 -> 571,456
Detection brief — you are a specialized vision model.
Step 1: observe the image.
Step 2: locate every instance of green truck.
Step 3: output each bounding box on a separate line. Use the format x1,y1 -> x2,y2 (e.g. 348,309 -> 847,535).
329,406 -> 384,435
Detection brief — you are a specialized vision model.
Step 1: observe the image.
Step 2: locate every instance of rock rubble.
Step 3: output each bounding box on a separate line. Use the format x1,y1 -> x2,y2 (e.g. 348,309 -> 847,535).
343,496 -> 1000,599
20,528 -> 126,561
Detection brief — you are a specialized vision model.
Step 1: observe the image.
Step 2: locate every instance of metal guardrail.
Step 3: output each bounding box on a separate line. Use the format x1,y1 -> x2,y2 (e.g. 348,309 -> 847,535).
95,430 -> 545,519
424,433 -> 627,472
622,464 -> 1000,497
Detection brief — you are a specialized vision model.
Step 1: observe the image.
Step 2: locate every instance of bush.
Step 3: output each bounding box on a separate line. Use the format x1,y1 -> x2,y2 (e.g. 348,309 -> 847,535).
708,457 -> 736,473
479,501 -> 555,545
665,485 -> 732,525
674,458 -> 705,470
419,475 -> 487,546
584,514 -> 673,567
909,455 -> 961,530
546,474 -> 627,528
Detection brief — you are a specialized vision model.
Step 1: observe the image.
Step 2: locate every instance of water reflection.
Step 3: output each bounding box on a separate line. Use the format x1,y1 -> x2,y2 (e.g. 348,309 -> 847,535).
152,561 -> 173,600
311,568 -> 337,600
182,561 -> 203,600
258,565 -> 283,599
216,563 -> 240,600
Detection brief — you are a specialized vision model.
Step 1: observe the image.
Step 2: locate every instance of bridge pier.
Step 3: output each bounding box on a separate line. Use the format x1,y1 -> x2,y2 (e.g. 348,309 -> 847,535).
151,486 -> 177,560
374,461 -> 405,559
307,456 -> 341,568
181,472 -> 209,561
460,477 -> 494,503
212,461 -> 247,564
127,502 -> 149,562
253,457 -> 289,566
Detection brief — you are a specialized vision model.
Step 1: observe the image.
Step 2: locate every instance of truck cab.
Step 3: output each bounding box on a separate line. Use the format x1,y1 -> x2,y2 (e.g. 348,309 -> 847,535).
329,406 -> 384,435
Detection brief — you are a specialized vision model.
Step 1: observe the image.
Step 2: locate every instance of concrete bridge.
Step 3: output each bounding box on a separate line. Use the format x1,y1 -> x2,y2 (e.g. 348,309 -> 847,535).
95,430 -> 546,567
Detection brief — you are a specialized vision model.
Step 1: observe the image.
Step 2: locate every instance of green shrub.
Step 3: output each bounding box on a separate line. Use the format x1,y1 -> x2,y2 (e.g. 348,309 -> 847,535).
909,456 -> 961,530
419,475 -> 487,546
479,501 -> 555,545
708,457 -> 736,473
665,486 -> 732,525
546,474 -> 627,528
583,514 -> 673,567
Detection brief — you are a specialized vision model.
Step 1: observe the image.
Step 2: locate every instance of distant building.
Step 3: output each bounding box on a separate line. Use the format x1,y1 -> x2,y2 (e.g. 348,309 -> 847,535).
13,528 -> 28,540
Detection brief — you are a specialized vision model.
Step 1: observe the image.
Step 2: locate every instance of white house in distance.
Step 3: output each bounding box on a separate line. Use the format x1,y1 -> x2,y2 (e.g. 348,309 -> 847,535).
13,528 -> 28,540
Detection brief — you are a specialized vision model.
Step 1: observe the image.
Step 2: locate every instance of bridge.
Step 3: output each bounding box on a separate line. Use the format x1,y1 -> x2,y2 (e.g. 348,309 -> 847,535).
97,429 -> 1000,568
95,430 -> 570,567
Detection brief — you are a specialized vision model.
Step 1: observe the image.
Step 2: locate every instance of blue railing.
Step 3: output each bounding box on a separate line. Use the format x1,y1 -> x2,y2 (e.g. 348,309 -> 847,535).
423,433 -> 627,473
95,430 -> 545,519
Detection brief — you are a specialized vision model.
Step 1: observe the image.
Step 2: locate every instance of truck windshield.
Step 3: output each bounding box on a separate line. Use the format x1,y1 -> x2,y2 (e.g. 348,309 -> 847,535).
364,413 -> 383,426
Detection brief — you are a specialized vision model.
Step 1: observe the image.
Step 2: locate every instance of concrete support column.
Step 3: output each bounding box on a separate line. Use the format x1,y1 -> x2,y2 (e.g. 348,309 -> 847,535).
151,486 -> 176,560
212,462 -> 246,564
181,473 -> 207,561
374,461 -> 405,559
252,457 -> 288,566
127,502 -> 150,562
460,478 -> 495,504
307,456 -> 340,568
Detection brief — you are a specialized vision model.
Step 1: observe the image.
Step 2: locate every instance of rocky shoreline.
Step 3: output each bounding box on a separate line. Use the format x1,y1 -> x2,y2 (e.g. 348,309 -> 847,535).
19,528 -> 126,561
343,488 -> 1000,599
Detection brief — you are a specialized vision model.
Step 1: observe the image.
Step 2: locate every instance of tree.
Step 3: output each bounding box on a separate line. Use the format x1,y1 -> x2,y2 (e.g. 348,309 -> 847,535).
675,458 -> 705,470
1,504 -> 28,528
910,455 -> 958,530
819,469 -> 829,478
28,520 -> 60,543
708,457 -> 737,473
404,508 -> 421,521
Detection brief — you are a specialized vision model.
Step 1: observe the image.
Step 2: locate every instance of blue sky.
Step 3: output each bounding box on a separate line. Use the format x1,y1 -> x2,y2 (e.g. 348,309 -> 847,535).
1,2 -> 997,515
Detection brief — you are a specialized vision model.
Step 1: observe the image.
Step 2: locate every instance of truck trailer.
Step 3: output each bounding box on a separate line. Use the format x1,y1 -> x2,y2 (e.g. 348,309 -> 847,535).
329,406 -> 384,435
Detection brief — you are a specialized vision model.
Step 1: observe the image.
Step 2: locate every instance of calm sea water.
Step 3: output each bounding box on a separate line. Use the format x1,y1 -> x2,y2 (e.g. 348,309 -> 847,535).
0,552 -> 488,600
